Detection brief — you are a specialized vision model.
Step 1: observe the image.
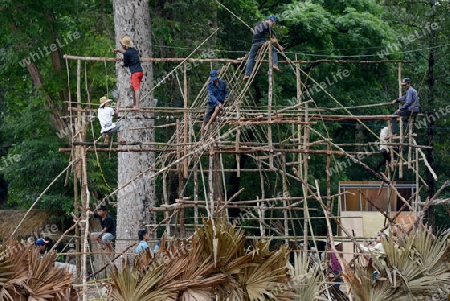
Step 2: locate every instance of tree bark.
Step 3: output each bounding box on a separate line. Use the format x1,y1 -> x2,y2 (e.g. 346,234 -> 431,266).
113,0 -> 155,253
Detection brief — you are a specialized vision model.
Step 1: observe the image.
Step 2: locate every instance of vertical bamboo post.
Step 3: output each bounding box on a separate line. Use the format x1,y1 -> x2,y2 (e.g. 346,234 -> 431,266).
75,59 -> 86,301
326,142 -> 332,249
415,147 -> 419,211
163,173 -> 171,236
258,161 -> 265,237
183,63 -> 189,179
398,62 -> 403,178
268,43 -> 274,170
176,119 -> 184,237
74,158 -> 80,282
193,164 -> 199,225
236,93 -> 241,178
295,53 -> 304,193
282,154 -> 289,245
80,146 -> 89,301
208,147 -> 214,217
302,97 -> 310,253
408,122 -> 413,169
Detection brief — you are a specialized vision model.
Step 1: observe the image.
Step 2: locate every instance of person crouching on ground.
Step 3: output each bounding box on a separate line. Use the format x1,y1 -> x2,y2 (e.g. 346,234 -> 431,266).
98,96 -> 125,144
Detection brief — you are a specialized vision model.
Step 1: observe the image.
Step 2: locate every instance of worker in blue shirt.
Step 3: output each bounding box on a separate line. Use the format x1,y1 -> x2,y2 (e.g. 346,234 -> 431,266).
391,78 -> 419,135
135,229 -> 160,255
201,70 -> 228,137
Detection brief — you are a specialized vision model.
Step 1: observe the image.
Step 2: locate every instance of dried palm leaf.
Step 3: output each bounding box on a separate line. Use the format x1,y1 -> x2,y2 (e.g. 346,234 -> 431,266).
180,288 -> 213,301
347,224 -> 450,301
239,245 -> 294,301
0,239 -> 75,300
344,263 -> 395,301
109,256 -> 178,301
0,244 -> 14,286
288,250 -> 321,301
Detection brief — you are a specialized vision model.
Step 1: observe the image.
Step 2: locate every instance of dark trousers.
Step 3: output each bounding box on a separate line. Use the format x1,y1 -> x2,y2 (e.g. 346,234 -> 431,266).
375,149 -> 391,172
391,110 -> 417,135
245,42 -> 279,76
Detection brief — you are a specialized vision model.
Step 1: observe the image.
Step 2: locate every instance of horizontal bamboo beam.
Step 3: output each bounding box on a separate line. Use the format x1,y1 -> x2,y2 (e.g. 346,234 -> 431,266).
63,54 -> 414,65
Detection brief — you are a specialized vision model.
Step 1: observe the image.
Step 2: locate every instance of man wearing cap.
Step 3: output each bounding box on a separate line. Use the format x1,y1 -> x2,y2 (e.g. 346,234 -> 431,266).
200,70 -> 229,137
113,36 -> 144,110
243,16 -> 284,80
90,204 -> 116,252
35,238 -> 49,259
391,78 -> 419,135
98,96 -> 125,144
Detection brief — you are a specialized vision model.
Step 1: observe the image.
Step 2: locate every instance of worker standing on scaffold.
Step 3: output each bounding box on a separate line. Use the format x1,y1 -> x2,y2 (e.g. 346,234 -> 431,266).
201,70 -> 228,137
390,78 -> 419,136
113,36 -> 143,110
243,16 -> 284,80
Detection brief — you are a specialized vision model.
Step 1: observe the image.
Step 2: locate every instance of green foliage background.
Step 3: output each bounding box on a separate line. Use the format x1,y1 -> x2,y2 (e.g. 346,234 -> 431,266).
0,0 -> 449,232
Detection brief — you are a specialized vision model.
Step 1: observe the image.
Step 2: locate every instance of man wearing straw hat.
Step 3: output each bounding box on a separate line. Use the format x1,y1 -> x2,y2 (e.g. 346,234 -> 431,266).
113,36 -> 143,110
98,96 -> 125,144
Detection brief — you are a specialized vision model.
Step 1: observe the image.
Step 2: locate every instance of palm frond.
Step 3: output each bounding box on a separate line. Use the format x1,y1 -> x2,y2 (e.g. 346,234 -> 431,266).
0,238 -> 75,300
347,224 -> 450,301
288,251 -> 321,301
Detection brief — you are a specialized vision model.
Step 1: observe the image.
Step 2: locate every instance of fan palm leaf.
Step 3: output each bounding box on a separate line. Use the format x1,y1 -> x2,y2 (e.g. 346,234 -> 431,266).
109,256 -> 178,301
238,245 -> 294,301
0,239 -> 75,300
347,224 -> 450,301
288,250 -> 321,301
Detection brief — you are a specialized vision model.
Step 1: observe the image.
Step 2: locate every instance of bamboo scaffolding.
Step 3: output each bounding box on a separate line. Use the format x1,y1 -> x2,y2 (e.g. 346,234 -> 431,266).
58,52 -> 431,301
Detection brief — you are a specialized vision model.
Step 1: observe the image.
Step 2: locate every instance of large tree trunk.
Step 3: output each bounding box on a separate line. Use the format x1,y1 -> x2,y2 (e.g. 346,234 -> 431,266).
113,0 -> 155,253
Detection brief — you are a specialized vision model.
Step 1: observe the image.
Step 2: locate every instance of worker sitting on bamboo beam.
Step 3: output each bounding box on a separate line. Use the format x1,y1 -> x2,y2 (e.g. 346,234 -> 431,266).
98,96 -> 125,144
89,204 -> 116,253
201,70 -> 228,137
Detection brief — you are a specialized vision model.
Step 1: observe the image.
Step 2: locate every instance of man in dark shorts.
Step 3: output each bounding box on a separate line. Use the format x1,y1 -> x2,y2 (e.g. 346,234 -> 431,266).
201,70 -> 228,137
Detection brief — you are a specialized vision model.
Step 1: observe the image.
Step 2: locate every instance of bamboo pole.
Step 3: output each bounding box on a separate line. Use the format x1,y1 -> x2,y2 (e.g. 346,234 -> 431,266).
282,154 -> 289,245
63,54 -> 414,65
194,163 -> 199,226
208,147 -> 214,217
176,119 -> 184,237
258,161 -> 265,237
398,62 -> 403,178
268,44 -> 274,170
183,63 -> 189,179
74,59 -> 86,301
302,98 -> 310,253
163,173 -> 171,237
236,92 -> 241,178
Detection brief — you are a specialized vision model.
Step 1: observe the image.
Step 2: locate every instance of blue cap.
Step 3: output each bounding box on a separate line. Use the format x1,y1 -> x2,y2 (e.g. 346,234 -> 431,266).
268,16 -> 277,23
210,70 -> 218,81
36,238 -> 49,246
